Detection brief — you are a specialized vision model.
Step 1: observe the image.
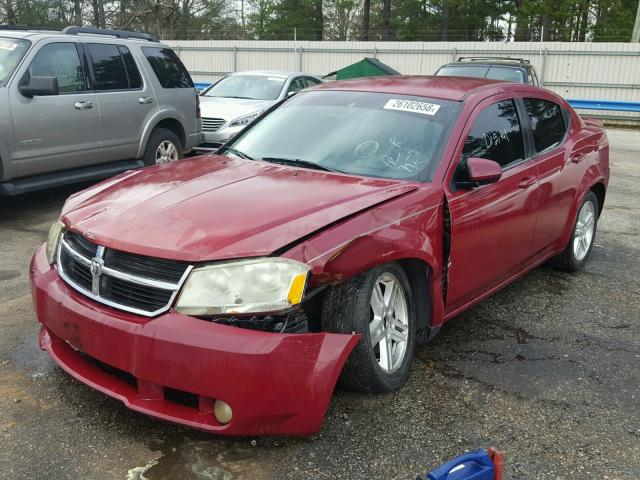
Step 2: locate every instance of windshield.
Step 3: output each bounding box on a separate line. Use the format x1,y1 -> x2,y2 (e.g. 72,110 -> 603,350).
0,37 -> 30,86
202,74 -> 286,100
228,91 -> 461,182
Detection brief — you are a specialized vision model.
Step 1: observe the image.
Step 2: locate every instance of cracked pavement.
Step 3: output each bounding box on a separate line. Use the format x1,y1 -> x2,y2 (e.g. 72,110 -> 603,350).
1,129 -> 639,479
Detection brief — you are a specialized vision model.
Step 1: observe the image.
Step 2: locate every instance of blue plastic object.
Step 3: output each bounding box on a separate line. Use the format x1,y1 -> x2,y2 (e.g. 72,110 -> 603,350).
567,99 -> 640,113
194,82 -> 212,92
424,449 -> 494,480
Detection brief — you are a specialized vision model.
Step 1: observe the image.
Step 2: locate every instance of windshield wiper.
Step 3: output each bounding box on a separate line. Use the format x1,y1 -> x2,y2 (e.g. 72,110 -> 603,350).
261,157 -> 342,173
219,146 -> 254,160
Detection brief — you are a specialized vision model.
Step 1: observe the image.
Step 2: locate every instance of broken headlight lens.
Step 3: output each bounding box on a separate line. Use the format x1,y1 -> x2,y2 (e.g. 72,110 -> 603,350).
45,219 -> 64,264
175,258 -> 309,315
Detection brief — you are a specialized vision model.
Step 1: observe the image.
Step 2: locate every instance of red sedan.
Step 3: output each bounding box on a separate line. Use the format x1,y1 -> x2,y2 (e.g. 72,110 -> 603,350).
31,76 -> 609,435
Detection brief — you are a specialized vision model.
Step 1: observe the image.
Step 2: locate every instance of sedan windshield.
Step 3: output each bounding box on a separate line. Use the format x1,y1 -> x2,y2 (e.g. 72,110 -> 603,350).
202,74 -> 286,101
228,90 -> 461,181
0,37 -> 30,86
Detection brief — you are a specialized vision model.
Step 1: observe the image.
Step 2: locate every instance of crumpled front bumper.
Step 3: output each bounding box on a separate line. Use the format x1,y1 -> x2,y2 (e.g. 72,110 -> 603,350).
30,245 -> 359,435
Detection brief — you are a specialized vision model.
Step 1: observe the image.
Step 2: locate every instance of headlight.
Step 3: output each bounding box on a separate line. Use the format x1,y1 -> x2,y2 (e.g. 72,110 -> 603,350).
175,258 -> 309,315
45,219 -> 64,264
229,111 -> 262,127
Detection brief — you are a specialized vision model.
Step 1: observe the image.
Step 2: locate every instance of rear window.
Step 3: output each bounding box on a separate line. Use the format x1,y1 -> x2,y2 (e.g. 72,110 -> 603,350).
524,98 -> 566,152
436,65 -> 489,79
142,47 -> 193,89
485,66 -> 524,83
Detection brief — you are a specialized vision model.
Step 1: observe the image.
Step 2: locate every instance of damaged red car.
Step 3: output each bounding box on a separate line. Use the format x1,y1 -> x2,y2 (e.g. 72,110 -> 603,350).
31,76 -> 609,435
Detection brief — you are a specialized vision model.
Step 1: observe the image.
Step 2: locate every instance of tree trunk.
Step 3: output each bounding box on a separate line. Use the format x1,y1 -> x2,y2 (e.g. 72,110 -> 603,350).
441,0 -> 449,40
315,0 -> 323,40
514,0 -> 530,41
361,0 -> 370,40
91,0 -> 100,26
382,0 -> 392,40
73,0 -> 82,25
6,0 -> 17,24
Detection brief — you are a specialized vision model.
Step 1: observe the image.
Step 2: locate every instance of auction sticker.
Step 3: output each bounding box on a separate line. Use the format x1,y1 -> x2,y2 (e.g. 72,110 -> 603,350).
383,98 -> 440,116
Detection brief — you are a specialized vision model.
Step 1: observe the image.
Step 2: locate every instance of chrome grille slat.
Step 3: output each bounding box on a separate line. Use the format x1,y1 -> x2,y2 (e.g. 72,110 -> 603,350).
201,117 -> 225,132
58,232 -> 192,317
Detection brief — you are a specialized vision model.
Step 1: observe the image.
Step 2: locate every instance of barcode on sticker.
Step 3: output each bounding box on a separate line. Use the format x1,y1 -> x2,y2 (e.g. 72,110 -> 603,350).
383,99 -> 440,116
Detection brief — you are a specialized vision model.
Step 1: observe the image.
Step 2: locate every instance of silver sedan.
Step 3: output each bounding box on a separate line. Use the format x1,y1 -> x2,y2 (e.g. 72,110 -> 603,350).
198,71 -> 323,150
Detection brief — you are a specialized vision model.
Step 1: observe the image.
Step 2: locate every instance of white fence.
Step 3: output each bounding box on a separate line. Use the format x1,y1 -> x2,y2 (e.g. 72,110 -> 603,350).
164,40 -> 640,121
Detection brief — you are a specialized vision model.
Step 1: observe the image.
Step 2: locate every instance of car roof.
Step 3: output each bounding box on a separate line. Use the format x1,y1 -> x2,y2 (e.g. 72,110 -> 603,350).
311,75 -> 526,102
442,60 -> 532,69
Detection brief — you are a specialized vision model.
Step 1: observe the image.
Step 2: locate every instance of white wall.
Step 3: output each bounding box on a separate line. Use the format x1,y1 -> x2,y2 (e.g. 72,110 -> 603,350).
164,40 -> 640,120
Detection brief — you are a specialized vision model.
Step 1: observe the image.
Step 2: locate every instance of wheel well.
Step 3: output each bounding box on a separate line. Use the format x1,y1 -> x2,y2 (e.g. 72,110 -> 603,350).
591,182 -> 606,217
397,258 -> 433,344
154,118 -> 186,149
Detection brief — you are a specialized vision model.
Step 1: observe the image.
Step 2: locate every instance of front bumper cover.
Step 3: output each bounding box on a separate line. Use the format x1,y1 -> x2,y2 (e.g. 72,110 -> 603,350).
30,245 -> 359,435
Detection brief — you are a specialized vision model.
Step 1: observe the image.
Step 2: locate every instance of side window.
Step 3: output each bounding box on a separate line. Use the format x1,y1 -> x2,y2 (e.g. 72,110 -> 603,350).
305,77 -> 322,87
86,44 -> 128,91
287,78 -> 305,94
462,100 -> 525,168
142,47 -> 194,89
24,42 -> 88,93
524,98 -> 566,153
118,46 -> 142,89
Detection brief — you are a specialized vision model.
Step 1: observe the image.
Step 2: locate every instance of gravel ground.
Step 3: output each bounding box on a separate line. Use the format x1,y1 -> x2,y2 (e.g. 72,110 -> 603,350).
1,129 -> 638,480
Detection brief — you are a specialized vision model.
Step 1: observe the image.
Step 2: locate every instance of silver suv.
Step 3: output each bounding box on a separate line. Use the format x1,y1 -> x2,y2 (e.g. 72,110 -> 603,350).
0,26 -> 203,195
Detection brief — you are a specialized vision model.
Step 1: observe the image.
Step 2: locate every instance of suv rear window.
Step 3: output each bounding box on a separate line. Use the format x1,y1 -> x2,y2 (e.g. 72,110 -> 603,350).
86,44 -> 141,90
524,98 -> 566,152
142,47 -> 193,89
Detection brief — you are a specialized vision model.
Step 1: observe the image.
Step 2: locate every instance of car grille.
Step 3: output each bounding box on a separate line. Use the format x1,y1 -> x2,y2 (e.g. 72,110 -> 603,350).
58,231 -> 192,317
202,117 -> 225,132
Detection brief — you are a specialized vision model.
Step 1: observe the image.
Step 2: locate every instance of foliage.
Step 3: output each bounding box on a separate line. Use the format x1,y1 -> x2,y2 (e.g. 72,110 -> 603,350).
0,0 -> 636,41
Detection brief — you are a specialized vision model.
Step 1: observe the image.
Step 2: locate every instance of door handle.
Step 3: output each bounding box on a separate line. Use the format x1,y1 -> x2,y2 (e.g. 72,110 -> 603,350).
571,152 -> 586,163
517,176 -> 536,189
74,101 -> 93,110
138,97 -> 153,105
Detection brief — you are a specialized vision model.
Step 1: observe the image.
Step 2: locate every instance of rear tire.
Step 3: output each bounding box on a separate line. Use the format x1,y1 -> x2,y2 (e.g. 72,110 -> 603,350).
322,262 -> 416,393
549,191 -> 598,272
142,128 -> 183,166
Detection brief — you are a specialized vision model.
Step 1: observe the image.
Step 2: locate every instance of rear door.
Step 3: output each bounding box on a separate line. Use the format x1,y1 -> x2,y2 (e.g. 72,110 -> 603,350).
9,40 -> 100,177
444,96 -> 539,314
521,96 -> 574,255
84,42 -> 157,162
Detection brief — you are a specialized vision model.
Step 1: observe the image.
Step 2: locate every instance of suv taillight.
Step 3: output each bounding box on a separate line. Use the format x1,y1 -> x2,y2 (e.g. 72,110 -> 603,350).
195,93 -> 201,119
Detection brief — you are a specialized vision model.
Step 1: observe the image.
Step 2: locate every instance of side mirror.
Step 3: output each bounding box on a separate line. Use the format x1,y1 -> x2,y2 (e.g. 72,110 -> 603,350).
461,157 -> 502,187
19,76 -> 59,98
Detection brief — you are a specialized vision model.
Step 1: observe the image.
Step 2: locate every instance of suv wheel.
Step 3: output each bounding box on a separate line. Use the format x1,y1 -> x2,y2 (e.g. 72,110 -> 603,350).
143,128 -> 183,166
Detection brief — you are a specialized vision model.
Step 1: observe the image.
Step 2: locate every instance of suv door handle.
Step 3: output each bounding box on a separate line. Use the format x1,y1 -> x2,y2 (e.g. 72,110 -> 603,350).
138,97 -> 154,105
74,101 -> 93,110
517,176 -> 536,189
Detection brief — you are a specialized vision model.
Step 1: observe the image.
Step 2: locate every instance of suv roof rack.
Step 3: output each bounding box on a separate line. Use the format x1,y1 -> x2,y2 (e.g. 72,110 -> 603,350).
0,25 -> 60,32
62,26 -> 158,42
457,56 -> 530,64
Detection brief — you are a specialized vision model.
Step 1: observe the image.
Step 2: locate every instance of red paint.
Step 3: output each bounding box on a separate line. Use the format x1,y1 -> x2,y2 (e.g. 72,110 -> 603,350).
466,157 -> 502,183
31,78 -> 609,435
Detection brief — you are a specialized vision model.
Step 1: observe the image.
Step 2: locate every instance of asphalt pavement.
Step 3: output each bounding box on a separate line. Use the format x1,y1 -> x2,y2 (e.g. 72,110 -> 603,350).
1,129 -> 638,480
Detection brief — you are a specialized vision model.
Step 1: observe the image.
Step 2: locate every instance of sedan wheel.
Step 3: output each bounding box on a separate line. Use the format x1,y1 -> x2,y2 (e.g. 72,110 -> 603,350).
322,262 -> 417,393
573,200 -> 596,261
369,272 -> 410,373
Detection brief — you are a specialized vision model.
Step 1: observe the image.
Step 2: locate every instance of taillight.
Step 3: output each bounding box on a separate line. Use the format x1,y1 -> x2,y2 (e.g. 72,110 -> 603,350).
195,92 -> 201,119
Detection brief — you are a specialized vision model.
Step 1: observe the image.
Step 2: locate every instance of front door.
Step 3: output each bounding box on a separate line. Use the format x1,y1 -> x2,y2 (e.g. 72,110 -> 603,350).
9,41 -> 100,177
445,98 -> 539,315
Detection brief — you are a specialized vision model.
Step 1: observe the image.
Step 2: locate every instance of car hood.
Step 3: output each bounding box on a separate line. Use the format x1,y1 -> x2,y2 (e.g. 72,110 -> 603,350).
199,97 -> 276,122
61,156 -> 419,262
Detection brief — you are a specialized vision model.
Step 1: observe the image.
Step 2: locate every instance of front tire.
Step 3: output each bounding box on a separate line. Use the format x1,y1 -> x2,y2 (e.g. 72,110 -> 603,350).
549,191 -> 599,272
323,262 -> 416,393
142,128 -> 183,166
